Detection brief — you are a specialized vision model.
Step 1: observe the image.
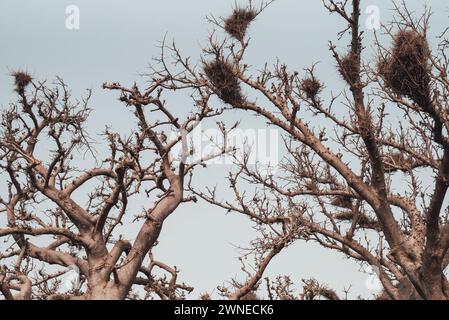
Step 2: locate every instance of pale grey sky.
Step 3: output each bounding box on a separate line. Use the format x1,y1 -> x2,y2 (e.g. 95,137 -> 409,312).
1,0 -> 448,299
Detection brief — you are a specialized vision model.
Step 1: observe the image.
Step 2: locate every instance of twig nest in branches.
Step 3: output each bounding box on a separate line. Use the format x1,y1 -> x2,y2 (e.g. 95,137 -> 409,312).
12,71 -> 32,94
301,78 -> 322,100
378,30 -> 431,106
200,293 -> 211,300
331,195 -> 353,209
224,8 -> 258,42
240,291 -> 259,300
203,59 -> 244,105
338,53 -> 359,85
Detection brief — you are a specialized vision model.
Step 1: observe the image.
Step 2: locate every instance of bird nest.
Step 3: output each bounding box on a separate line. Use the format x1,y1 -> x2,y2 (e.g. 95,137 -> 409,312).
331,195 -> 353,209
203,59 -> 244,105
224,8 -> 258,42
378,30 -> 431,106
338,52 -> 359,85
12,71 -> 32,94
301,78 -> 322,100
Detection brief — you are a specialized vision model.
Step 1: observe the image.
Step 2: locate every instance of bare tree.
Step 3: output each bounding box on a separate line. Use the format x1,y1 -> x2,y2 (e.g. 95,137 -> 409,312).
2,0 -> 449,301
150,0 -> 449,300
0,70 -> 229,299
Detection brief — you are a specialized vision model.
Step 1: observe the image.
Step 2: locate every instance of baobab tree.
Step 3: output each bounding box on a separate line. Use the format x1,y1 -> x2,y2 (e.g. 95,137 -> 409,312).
0,71 -> 230,299
149,0 -> 449,300
1,0 -> 449,301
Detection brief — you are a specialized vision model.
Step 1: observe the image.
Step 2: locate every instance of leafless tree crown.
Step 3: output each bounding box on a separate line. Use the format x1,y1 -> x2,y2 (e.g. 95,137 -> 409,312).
1,0 -> 449,300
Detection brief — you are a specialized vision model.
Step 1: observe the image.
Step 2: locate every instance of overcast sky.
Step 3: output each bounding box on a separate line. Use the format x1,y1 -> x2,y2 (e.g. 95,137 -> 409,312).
1,0 -> 448,299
